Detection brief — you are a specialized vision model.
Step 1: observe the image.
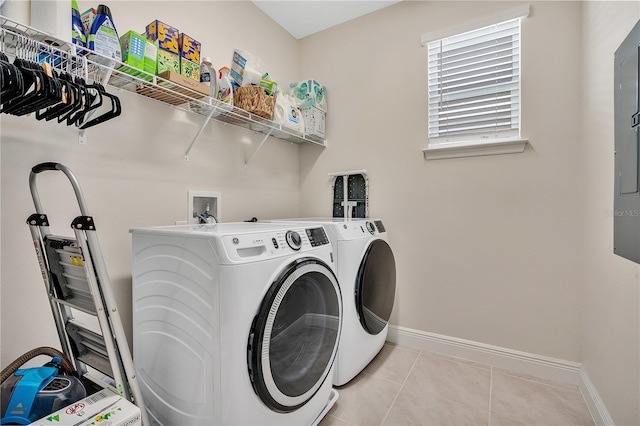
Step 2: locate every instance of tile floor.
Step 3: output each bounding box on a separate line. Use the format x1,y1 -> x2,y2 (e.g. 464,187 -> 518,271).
320,343 -> 594,426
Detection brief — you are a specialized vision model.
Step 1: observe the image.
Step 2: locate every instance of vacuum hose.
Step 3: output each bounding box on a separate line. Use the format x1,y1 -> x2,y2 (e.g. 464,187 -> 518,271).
0,347 -> 75,383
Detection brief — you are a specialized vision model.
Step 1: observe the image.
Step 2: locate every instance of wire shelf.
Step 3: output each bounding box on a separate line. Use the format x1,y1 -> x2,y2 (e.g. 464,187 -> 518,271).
0,15 -> 326,149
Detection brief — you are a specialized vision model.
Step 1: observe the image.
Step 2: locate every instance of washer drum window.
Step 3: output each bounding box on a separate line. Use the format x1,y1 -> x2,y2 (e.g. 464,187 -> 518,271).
355,239 -> 396,335
248,258 -> 342,412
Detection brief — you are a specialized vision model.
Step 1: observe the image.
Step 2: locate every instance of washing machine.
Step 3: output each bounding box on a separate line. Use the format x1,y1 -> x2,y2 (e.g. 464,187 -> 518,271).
263,218 -> 396,386
130,222 -> 342,425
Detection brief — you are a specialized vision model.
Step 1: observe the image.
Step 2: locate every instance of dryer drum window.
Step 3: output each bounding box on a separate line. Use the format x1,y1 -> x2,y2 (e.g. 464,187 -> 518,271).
355,239 -> 397,335
248,259 -> 341,413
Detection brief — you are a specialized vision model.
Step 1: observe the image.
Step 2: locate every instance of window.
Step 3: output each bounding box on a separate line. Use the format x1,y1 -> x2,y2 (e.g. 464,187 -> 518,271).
422,5 -> 529,159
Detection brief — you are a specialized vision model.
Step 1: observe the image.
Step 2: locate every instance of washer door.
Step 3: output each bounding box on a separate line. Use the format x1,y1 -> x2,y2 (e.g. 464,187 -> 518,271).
355,239 -> 396,335
248,257 -> 342,413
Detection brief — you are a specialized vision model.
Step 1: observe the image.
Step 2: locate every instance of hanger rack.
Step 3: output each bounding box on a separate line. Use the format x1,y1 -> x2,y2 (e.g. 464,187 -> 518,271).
0,15 -> 326,161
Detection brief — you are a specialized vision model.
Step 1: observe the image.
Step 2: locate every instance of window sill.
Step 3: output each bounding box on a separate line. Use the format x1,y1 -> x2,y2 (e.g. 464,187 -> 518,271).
423,139 -> 529,160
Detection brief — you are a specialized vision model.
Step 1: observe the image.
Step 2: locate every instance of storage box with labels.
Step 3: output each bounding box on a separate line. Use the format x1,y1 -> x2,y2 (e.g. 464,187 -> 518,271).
301,105 -> 326,142
179,32 -> 201,81
81,8 -> 96,36
119,31 -> 155,81
145,20 -> 180,74
31,390 -> 141,426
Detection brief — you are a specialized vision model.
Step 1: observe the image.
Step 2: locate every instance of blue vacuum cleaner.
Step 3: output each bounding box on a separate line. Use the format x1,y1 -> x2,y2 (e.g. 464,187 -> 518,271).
0,347 -> 86,425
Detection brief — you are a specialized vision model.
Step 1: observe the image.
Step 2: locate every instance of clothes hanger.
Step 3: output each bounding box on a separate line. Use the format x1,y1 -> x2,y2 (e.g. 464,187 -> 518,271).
0,53 -> 25,106
78,83 -> 121,129
3,58 -> 61,116
36,71 -> 77,121
66,79 -> 102,126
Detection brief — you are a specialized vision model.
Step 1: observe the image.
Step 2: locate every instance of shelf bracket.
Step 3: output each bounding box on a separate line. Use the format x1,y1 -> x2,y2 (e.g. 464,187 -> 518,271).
184,106 -> 218,161
244,128 -> 274,170
78,62 -> 114,145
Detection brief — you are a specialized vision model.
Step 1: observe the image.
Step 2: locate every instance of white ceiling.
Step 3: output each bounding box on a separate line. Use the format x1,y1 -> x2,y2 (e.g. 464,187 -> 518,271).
252,1 -> 401,39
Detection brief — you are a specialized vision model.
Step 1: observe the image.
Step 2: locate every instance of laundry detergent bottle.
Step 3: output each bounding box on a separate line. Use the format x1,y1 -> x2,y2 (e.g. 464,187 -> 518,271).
88,4 -> 121,63
71,0 -> 86,51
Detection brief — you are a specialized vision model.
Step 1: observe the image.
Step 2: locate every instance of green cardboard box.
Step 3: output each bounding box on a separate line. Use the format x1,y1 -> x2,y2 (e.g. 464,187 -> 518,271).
181,57 -> 199,81
157,49 -> 180,75
144,39 -> 157,76
119,31 -> 153,81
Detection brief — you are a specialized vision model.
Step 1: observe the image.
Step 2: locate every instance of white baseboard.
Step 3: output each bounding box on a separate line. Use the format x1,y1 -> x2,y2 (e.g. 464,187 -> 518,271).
386,325 -> 613,425
579,368 -> 615,426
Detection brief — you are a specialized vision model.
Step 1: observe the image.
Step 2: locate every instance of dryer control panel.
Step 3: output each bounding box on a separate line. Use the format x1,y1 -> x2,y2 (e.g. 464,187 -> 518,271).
306,227 -> 329,247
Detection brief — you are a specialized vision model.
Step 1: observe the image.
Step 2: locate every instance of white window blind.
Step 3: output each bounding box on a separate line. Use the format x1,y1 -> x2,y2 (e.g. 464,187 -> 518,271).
427,18 -> 521,146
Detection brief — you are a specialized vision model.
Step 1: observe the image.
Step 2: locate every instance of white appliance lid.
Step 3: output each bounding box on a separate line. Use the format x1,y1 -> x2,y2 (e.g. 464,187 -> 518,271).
130,222 -> 303,237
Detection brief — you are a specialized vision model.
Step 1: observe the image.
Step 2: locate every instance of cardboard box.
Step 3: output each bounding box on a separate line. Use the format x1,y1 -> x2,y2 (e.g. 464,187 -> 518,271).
181,57 -> 200,81
301,106 -> 326,141
259,78 -> 277,96
157,49 -> 180,74
290,79 -> 327,112
145,20 -> 179,54
81,8 -> 96,36
118,31 -> 156,81
179,32 -> 201,64
119,31 -> 153,81
144,39 -> 158,75
31,389 -> 141,426
157,70 -> 209,95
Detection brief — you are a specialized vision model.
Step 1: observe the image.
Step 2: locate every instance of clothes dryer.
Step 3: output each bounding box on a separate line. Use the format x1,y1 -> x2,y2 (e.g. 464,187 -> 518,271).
263,218 -> 396,386
130,222 -> 341,425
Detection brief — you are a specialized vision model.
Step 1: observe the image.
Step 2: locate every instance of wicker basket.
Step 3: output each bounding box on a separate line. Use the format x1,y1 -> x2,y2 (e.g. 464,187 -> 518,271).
233,86 -> 276,119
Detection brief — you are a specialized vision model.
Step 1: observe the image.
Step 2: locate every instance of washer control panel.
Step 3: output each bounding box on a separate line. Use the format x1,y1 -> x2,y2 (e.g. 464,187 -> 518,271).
285,230 -> 302,250
305,227 -> 330,247
365,221 -> 376,235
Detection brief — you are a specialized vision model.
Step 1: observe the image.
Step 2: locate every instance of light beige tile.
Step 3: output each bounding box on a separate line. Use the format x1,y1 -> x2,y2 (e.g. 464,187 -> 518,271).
331,373 -> 401,425
363,343 -> 420,384
419,349 -> 492,371
318,414 -> 353,425
384,341 -> 421,353
491,372 -> 594,426
489,412 -> 527,426
492,367 -> 580,392
382,389 -> 489,425
399,352 -> 492,412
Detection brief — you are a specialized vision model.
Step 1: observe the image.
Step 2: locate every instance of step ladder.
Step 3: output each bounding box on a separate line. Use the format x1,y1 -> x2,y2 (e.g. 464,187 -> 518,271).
26,162 -> 149,425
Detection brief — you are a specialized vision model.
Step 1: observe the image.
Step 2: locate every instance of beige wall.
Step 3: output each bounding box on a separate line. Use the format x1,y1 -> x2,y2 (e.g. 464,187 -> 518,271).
2,1 -> 640,423
0,1 -> 301,365
580,2 -> 640,424
299,1 -> 583,361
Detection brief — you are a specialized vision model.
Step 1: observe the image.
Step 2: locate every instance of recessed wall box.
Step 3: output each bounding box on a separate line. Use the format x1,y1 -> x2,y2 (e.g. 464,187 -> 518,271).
613,20 -> 640,264
188,190 -> 221,224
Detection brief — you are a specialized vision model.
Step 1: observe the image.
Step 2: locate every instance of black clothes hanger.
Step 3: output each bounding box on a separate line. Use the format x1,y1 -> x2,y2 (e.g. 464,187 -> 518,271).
58,76 -> 89,124
67,81 -> 102,126
2,59 -> 62,116
36,72 -> 78,121
0,47 -> 122,129
78,83 -> 121,129
0,53 -> 25,106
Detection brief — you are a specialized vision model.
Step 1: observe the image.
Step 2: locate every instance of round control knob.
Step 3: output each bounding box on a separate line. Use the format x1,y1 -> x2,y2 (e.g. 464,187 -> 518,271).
366,221 -> 376,235
285,230 -> 302,250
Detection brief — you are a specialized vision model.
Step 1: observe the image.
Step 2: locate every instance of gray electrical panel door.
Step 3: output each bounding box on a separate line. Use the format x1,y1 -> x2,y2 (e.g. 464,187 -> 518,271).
614,20 -> 640,263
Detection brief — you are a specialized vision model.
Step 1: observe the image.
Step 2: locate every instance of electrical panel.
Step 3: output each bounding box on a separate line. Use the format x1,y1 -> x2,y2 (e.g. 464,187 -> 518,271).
614,20 -> 640,263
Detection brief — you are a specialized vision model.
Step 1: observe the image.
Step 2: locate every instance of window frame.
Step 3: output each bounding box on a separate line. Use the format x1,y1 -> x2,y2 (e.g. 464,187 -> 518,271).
421,4 -> 530,160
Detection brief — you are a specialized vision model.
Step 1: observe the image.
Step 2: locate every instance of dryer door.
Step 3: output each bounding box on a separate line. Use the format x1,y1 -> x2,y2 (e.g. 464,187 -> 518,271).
248,257 -> 342,413
355,239 -> 396,335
